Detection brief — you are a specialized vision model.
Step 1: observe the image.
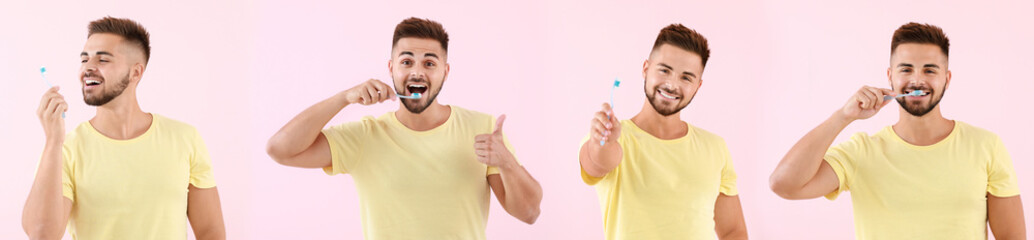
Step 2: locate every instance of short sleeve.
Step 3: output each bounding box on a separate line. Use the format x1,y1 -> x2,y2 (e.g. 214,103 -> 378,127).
987,136 -> 1019,197
578,136 -> 605,185
822,132 -> 869,200
321,118 -> 371,175
487,116 -> 519,176
718,140 -> 738,196
189,129 -> 216,188
61,142 -> 75,202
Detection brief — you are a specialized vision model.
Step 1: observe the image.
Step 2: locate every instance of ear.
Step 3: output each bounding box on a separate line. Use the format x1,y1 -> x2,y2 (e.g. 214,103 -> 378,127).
387,58 -> 393,74
886,67 -> 893,87
131,62 -> 146,83
944,69 -> 952,91
443,62 -> 450,83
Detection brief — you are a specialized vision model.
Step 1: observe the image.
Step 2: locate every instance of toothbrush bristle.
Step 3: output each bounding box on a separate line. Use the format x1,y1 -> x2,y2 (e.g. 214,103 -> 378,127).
40,67 -> 46,73
613,79 -> 621,87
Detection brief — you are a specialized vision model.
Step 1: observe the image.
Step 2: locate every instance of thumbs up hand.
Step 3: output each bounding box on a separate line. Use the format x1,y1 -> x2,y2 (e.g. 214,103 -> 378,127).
474,115 -> 517,169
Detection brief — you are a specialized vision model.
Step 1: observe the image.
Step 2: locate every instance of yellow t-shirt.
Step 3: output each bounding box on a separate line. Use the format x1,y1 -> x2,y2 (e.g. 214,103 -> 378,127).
59,114 -> 216,240
824,121 -> 1019,240
322,106 -> 514,240
581,120 -> 738,240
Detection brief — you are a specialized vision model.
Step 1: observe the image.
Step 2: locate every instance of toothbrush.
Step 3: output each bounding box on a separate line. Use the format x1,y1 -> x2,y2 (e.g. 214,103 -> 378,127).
883,90 -> 926,100
601,78 -> 620,146
40,67 -> 65,118
398,92 -> 422,99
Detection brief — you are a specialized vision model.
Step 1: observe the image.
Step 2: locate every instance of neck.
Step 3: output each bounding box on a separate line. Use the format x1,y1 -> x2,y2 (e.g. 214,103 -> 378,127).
395,101 -> 451,131
892,106 -> 954,146
630,101 -> 687,140
90,91 -> 151,140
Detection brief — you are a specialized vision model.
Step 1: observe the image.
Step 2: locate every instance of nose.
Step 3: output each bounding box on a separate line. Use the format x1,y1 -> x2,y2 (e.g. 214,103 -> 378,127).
408,71 -> 427,81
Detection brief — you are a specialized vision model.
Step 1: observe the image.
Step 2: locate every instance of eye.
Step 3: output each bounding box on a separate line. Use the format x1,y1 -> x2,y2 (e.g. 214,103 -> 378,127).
925,69 -> 935,74
424,61 -> 435,67
401,59 -> 412,65
682,76 -> 691,82
901,68 -> 912,73
99,59 -> 109,63
81,59 -> 88,63
659,69 -> 669,74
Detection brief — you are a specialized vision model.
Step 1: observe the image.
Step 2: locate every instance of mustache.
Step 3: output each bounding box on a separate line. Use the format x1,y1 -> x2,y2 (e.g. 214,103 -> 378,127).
82,71 -> 105,80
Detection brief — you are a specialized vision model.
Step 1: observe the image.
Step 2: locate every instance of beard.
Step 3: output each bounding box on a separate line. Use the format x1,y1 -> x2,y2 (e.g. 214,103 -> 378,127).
83,72 -> 130,106
644,85 -> 692,117
897,86 -> 943,117
398,78 -> 441,114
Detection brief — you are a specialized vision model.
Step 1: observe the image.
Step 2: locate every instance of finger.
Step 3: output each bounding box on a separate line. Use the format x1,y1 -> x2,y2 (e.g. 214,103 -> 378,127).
857,91 -> 874,109
364,85 -> 380,103
601,103 -> 612,117
38,87 -> 60,114
475,134 -> 490,143
594,111 -> 611,129
371,81 -> 391,102
866,87 -> 885,107
50,99 -> 67,115
493,115 -> 506,134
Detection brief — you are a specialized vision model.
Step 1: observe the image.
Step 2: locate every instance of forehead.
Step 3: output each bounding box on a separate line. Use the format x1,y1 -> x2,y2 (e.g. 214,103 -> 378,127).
650,44 -> 703,71
83,33 -> 127,55
392,37 -> 445,57
891,43 -> 946,64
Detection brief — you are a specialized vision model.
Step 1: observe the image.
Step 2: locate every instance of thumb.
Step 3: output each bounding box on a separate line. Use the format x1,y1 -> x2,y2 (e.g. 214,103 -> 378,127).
493,114 -> 506,134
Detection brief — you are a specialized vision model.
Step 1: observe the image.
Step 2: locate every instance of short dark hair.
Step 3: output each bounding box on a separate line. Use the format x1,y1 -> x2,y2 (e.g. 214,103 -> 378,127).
88,16 -> 151,63
392,17 -> 449,52
891,22 -> 949,57
652,24 -> 710,67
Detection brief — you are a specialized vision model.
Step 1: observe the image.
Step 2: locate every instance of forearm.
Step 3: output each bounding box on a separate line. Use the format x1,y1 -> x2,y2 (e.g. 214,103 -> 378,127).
498,164 -> 542,224
578,140 -> 621,177
267,93 -> 349,159
22,141 -> 68,239
770,113 -> 850,192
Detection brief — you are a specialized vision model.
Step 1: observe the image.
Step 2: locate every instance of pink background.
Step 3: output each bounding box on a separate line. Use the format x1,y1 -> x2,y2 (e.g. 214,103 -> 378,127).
1,1 -> 1031,239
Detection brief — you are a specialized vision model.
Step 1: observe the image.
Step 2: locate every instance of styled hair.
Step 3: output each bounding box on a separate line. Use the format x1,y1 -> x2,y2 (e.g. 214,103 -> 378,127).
392,17 -> 449,52
88,16 -> 152,63
891,22 -> 949,57
652,23 -> 710,67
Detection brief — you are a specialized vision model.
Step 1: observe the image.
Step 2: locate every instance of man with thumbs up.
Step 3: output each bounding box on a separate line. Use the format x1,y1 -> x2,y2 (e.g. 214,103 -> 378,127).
266,17 -> 542,240
578,24 -> 747,240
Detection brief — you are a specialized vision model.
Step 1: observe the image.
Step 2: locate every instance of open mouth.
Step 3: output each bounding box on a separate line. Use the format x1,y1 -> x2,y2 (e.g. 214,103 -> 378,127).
85,79 -> 102,86
657,89 -> 680,100
407,84 -> 428,95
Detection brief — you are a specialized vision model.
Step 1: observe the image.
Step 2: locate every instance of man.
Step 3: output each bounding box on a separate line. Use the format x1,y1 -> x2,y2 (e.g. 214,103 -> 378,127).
23,17 -> 226,240
579,24 -> 748,240
266,17 -> 543,239
769,22 -> 1026,239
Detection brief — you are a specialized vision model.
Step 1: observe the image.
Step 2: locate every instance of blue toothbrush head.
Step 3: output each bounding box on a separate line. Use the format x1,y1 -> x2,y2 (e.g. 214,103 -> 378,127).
613,79 -> 621,87
398,92 -> 422,99
908,90 -> 925,96
40,67 -> 47,74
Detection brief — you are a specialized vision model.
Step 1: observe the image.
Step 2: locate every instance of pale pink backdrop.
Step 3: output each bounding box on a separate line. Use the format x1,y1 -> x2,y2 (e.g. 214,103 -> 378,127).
1,1 -> 1031,239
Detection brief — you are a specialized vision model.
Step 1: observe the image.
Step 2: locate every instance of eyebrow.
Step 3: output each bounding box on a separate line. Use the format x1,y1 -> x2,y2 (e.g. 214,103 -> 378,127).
398,51 -> 440,59
658,63 -> 697,78
897,63 -> 941,69
80,51 -> 115,57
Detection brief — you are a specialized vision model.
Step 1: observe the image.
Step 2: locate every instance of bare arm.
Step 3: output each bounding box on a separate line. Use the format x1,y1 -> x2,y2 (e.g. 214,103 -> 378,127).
488,167 -> 543,224
266,79 -> 395,168
578,103 -> 623,178
22,86 -> 71,240
714,194 -> 748,240
476,115 -> 543,224
769,86 -> 894,199
988,194 -> 1026,240
187,186 -> 225,240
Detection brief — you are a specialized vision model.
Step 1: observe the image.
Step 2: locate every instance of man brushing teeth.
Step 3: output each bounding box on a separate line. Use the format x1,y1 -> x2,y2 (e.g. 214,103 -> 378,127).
267,17 -> 543,239
770,22 -> 1025,239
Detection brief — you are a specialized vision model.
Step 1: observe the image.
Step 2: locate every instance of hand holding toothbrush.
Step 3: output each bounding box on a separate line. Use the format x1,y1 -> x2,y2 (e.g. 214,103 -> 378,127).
837,86 -> 897,121
590,102 -> 622,146
37,86 -> 68,142
339,79 -> 398,105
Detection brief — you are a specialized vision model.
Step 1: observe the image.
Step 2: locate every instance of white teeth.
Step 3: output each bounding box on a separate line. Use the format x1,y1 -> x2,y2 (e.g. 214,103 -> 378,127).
408,84 -> 426,88
658,90 -> 678,99
85,80 -> 101,85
